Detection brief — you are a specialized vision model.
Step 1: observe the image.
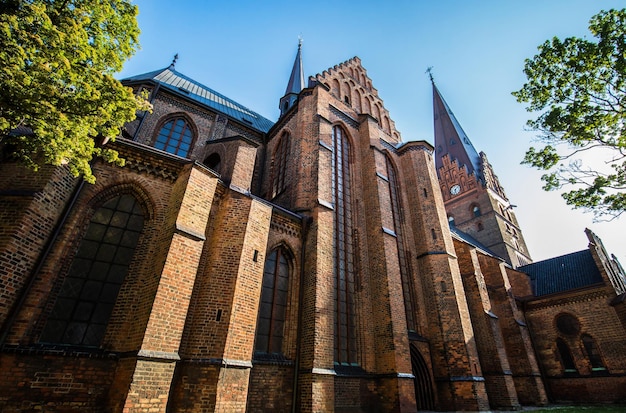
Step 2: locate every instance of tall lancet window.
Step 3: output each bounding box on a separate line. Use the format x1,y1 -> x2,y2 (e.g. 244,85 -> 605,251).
332,125 -> 358,365
255,247 -> 291,354
386,156 -> 417,333
270,132 -> 290,198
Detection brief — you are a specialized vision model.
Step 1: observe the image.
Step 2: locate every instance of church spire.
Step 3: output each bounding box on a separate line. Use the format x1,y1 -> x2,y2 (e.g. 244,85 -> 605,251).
279,39 -> 305,117
432,83 -> 482,180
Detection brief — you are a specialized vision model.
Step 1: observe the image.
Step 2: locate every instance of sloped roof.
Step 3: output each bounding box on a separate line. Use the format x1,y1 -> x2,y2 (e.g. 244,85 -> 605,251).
284,40 -> 305,96
433,84 -> 482,178
122,68 -> 274,133
450,225 -> 500,259
519,250 -> 603,296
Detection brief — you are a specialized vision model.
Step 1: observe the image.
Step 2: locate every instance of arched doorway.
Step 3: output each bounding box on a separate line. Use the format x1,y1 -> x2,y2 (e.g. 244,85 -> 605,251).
410,343 -> 435,411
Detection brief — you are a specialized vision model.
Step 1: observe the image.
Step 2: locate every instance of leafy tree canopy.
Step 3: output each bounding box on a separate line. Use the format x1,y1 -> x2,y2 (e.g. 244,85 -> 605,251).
513,8 -> 626,220
0,0 -> 150,183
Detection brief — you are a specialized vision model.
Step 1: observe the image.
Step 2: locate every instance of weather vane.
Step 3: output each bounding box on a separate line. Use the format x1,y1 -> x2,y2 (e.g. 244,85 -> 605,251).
426,66 -> 435,83
169,53 -> 179,70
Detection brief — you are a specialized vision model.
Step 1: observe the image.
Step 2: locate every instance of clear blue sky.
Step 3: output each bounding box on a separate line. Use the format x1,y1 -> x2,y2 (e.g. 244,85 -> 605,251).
118,0 -> 624,263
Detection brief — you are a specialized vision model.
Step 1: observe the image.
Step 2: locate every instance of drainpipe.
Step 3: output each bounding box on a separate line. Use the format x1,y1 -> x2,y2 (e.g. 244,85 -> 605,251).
0,176 -> 86,347
292,214 -> 312,413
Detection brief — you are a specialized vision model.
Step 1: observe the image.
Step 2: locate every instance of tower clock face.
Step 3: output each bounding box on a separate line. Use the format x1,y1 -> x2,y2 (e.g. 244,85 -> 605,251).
450,184 -> 461,195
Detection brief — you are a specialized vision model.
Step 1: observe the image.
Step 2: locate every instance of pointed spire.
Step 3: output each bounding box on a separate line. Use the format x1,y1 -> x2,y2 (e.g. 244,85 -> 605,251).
279,39 -> 305,117
432,83 -> 482,179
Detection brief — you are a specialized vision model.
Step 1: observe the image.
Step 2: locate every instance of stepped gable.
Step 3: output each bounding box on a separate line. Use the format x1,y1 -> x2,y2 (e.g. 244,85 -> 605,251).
314,57 -> 402,143
480,152 -> 508,200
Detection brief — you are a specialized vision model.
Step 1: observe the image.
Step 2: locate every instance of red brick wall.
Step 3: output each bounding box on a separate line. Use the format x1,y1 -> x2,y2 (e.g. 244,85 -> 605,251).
0,163 -> 78,330
0,352 -> 118,412
525,286 -> 626,403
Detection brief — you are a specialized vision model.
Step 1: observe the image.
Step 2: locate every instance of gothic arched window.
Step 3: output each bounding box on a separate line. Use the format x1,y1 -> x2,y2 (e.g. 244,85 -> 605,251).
472,205 -> 481,217
332,125 -> 358,365
203,153 -> 221,173
255,247 -> 291,354
556,338 -> 577,373
270,133 -> 289,198
386,156 -> 417,333
40,194 -> 145,347
155,117 -> 194,157
582,334 -> 605,370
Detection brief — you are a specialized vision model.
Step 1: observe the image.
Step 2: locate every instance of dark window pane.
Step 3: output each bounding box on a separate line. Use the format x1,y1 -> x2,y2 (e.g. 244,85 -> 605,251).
63,322 -> 87,344
77,240 -> 100,259
58,278 -> 84,298
90,262 -> 110,281
41,194 -> 144,347
110,211 -> 130,228
80,280 -> 102,301
114,247 -> 134,265
84,223 -> 107,241
100,283 -> 121,303
104,227 -> 123,244
108,265 -> 128,284
96,244 -> 117,261
91,208 -> 113,225
83,324 -> 106,347
92,302 -> 114,324
74,301 -> 94,321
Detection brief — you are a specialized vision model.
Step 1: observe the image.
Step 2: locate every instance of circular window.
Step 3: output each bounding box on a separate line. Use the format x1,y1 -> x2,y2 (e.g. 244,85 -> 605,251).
556,313 -> 580,336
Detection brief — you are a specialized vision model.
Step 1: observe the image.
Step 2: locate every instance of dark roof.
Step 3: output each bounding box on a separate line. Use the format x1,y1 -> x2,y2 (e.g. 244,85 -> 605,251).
449,225 -> 500,259
284,40 -> 305,96
122,68 -> 274,134
519,250 -> 603,296
433,84 -> 482,178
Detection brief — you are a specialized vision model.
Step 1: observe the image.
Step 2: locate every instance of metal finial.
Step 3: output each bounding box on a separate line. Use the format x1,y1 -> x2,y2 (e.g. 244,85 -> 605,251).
426,66 -> 435,83
298,35 -> 303,49
169,53 -> 179,69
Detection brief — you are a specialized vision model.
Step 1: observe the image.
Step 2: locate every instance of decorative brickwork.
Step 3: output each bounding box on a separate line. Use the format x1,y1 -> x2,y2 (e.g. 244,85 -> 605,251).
1,50 -> 624,412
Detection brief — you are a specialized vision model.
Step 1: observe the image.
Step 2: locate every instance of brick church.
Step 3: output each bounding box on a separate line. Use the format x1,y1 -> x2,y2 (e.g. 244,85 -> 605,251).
1,43 -> 625,412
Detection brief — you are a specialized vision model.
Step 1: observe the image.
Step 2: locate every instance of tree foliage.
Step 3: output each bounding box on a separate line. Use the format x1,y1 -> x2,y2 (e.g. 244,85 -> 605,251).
0,0 -> 150,183
513,8 -> 626,220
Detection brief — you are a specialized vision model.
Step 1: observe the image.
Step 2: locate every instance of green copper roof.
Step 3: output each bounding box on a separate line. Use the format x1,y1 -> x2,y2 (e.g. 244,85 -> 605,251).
123,68 -> 274,134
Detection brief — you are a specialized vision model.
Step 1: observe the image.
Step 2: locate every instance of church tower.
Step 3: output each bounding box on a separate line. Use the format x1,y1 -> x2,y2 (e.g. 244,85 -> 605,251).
432,81 -> 532,267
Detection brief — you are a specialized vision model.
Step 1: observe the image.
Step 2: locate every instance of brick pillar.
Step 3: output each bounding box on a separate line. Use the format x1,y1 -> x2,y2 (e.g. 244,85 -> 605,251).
292,98 -> 336,413
122,166 -> 218,413
398,142 -> 489,411
167,190 -> 272,412
455,240 -> 520,410
480,255 -> 548,406
358,117 -> 416,412
230,144 -> 257,192
296,207 -> 336,413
